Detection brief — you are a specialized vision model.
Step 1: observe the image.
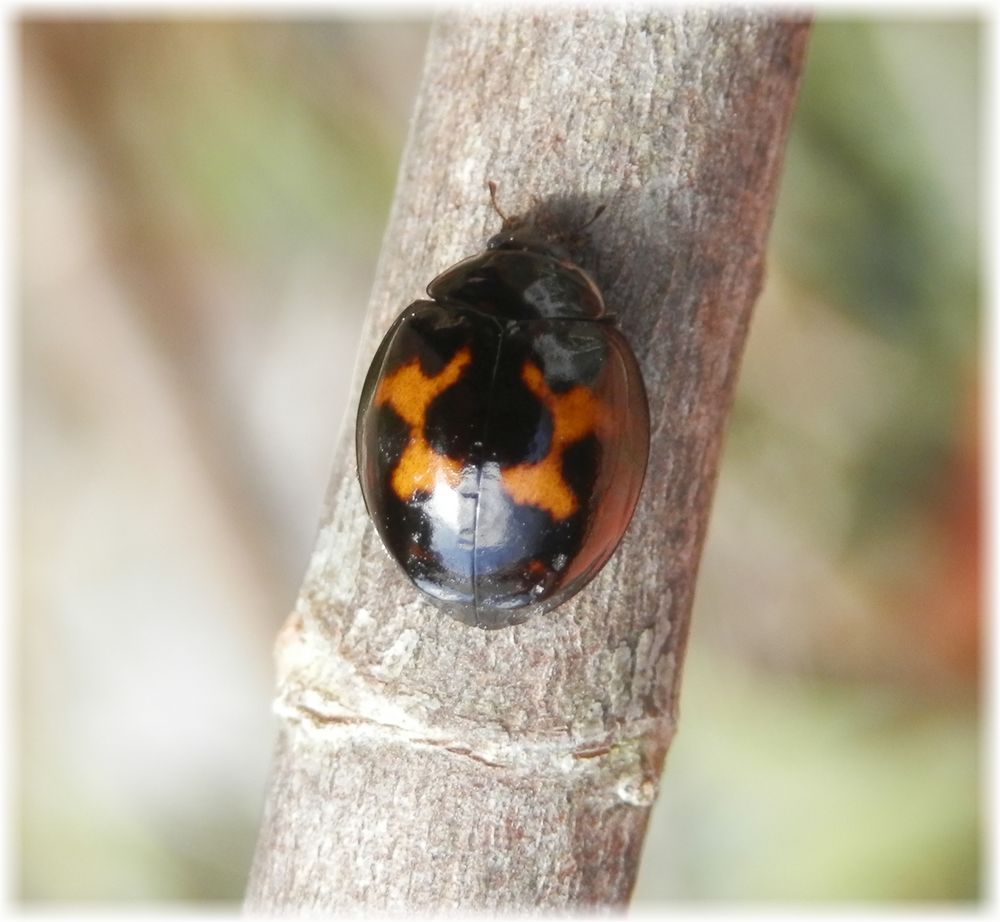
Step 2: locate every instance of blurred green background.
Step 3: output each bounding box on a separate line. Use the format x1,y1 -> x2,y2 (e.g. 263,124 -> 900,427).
17,17 -> 981,904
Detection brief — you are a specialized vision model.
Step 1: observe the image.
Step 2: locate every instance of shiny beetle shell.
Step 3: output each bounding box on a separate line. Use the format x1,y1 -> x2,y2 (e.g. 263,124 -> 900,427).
356,214 -> 649,629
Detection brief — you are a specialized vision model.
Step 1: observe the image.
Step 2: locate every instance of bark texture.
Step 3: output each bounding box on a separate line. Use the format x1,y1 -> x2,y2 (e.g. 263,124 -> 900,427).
246,9 -> 809,913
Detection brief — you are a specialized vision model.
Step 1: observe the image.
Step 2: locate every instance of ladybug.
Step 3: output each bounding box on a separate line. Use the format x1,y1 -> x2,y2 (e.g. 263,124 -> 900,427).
356,185 -> 649,629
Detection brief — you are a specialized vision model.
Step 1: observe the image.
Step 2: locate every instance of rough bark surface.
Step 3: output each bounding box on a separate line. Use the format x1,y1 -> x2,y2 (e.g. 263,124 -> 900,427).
245,9 -> 809,913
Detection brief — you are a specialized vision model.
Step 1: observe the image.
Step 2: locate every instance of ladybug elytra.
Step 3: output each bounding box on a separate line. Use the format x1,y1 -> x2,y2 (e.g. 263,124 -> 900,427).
356,189 -> 649,629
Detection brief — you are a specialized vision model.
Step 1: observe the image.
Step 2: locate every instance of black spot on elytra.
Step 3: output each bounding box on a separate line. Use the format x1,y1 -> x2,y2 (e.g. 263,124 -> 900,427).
372,404 -> 410,479
562,434 -> 602,510
529,326 -> 610,391
425,377 -> 482,461
484,361 -> 553,465
383,303 -> 479,378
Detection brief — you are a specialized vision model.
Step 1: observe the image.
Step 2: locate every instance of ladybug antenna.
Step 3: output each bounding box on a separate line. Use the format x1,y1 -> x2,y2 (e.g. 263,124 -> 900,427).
579,203 -> 606,232
487,181 -> 510,223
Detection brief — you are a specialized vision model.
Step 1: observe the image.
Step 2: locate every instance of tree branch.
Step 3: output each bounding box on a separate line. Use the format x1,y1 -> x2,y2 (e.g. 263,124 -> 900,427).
245,9 -> 809,912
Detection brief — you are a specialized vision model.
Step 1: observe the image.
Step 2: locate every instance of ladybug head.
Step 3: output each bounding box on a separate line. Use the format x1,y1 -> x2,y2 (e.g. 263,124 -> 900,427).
485,221 -> 571,260
484,182 -> 603,261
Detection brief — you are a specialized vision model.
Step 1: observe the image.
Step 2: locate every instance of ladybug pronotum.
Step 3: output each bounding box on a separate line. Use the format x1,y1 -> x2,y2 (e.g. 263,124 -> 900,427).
356,190 -> 649,629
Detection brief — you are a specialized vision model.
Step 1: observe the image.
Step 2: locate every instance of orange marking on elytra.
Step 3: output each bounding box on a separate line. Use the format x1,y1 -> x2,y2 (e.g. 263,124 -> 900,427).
501,362 -> 608,520
376,347 -> 472,500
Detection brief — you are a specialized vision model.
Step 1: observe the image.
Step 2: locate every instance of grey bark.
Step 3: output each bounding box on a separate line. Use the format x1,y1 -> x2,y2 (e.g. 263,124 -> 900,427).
245,9 -> 809,913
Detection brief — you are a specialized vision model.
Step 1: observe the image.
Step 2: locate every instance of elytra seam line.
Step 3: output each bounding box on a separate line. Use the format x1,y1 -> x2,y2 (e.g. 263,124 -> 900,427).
471,317 -> 505,618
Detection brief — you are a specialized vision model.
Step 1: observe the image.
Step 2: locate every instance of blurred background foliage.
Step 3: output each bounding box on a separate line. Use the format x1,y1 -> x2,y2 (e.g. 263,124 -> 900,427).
17,16 -> 980,905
